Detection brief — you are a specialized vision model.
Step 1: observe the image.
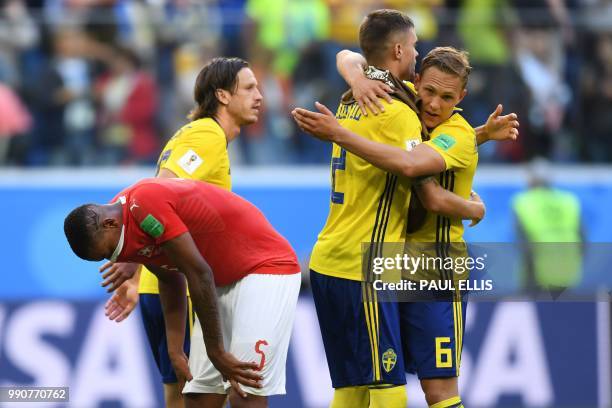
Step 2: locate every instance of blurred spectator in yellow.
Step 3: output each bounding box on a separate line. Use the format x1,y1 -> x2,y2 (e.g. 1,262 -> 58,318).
246,0 -> 330,78
512,158 -> 584,292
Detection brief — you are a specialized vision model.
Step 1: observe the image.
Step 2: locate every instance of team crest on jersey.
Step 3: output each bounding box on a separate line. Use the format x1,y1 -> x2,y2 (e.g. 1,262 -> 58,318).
432,134 -> 456,151
138,245 -> 159,258
382,348 -> 397,372
406,139 -> 420,151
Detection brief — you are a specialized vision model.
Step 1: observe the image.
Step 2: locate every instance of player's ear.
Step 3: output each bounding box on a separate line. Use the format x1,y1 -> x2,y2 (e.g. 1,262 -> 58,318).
414,73 -> 421,87
215,88 -> 231,106
458,88 -> 467,104
101,217 -> 120,229
393,43 -> 402,60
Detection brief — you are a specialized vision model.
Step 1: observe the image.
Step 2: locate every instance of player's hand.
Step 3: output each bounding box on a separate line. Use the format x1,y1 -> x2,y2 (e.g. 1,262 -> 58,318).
208,349 -> 262,398
104,279 -> 139,322
169,350 -> 193,391
292,102 -> 342,142
350,76 -> 393,116
100,262 -> 139,293
484,104 -> 519,142
468,191 -> 485,227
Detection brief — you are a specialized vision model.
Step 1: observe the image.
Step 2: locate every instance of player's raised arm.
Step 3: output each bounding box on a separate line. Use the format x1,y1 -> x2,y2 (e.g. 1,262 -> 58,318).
336,50 -> 393,115
159,231 -> 263,396
292,102 -> 445,178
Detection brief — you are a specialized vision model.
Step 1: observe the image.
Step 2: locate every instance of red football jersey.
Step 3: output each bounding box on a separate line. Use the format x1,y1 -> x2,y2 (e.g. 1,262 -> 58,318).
110,178 -> 300,286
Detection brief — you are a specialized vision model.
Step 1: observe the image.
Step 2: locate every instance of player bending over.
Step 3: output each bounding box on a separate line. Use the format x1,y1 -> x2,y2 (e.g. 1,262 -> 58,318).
64,178 -> 301,408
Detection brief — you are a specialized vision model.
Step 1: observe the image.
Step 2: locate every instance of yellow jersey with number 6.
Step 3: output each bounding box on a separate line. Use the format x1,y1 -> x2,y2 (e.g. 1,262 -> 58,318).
139,117 -> 231,294
309,98 -> 422,281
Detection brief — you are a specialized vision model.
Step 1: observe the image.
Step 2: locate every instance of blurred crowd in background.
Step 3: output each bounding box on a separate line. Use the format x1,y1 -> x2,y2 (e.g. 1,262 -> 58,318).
0,0 -> 611,166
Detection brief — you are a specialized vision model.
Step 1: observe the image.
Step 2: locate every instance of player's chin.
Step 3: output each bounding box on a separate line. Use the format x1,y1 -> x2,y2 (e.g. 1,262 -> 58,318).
243,114 -> 259,125
423,114 -> 441,129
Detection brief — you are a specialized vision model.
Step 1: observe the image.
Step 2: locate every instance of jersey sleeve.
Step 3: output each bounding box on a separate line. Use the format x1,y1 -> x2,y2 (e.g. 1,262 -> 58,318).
159,126 -> 227,181
128,184 -> 188,245
377,107 -> 422,148
425,121 -> 476,171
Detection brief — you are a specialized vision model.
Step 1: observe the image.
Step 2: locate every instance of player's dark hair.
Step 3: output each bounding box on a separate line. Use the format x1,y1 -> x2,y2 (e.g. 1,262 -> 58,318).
421,47 -> 472,88
188,57 -> 250,121
64,204 -> 100,261
359,9 -> 414,65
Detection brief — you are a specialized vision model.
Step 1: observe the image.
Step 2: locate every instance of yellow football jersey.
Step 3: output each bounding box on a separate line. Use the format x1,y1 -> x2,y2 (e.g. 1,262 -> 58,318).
139,117 -> 232,294
309,98 -> 422,281
407,112 -> 478,244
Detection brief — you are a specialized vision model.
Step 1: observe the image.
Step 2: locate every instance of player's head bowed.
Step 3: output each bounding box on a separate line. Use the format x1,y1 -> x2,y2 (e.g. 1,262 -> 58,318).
64,203 -> 122,262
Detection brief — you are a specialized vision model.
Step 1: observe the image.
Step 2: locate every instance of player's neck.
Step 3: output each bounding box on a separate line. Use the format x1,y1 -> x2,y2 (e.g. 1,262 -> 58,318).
371,59 -> 404,81
213,111 -> 240,144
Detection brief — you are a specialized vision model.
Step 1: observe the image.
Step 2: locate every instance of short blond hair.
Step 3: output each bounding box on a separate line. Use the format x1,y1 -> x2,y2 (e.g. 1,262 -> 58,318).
420,47 -> 472,88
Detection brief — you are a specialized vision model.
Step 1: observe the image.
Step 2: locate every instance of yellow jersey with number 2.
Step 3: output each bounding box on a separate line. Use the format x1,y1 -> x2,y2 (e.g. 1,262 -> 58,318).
309,96 -> 422,281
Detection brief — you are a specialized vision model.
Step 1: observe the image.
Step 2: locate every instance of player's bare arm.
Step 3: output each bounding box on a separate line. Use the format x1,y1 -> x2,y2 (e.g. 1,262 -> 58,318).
336,50 -> 520,138
336,49 -> 393,115
104,265 -> 141,322
293,102 -> 519,180
292,102 -> 445,178
417,179 -> 485,227
146,264 -> 192,388
160,231 -> 263,396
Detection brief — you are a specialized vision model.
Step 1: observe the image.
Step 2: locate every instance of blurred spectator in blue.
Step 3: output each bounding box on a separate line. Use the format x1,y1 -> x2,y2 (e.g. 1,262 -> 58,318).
0,0 -> 39,88
94,45 -> 159,164
218,0 -> 249,59
27,28 -> 96,166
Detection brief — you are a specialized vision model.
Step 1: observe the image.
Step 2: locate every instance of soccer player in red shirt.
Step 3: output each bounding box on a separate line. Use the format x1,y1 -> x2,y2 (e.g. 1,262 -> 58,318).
64,177 -> 301,408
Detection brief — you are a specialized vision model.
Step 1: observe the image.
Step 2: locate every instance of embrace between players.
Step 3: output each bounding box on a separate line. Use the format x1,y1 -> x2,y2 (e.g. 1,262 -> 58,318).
64,8 -> 518,408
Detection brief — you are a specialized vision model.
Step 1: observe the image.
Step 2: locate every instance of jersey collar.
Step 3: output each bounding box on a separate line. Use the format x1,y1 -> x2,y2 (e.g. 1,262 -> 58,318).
109,226 -> 125,262
109,195 -> 127,262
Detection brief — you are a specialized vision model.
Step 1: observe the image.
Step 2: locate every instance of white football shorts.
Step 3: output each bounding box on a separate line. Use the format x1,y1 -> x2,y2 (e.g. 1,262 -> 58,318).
183,272 -> 301,396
